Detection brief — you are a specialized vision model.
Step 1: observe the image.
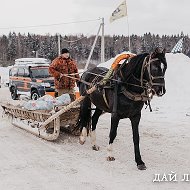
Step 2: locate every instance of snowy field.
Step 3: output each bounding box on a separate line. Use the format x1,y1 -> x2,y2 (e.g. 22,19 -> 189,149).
0,53 -> 190,190
0,66 -> 10,86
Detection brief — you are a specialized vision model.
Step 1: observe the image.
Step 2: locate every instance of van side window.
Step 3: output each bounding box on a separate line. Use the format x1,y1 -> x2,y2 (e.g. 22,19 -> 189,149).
24,68 -> 30,77
17,68 -> 25,77
10,68 -> 18,76
9,69 -> 12,76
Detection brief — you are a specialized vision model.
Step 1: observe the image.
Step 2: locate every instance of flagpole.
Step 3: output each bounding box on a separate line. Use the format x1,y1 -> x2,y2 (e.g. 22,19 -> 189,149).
101,17 -> 105,63
125,0 -> 131,52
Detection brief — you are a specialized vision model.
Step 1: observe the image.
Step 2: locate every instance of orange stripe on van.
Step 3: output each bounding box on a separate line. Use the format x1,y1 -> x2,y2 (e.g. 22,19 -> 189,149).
36,79 -> 43,82
10,76 -> 31,82
45,92 -> 55,97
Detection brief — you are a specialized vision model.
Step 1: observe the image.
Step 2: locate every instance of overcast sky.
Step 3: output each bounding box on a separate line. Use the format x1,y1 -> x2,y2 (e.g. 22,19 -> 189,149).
0,0 -> 189,36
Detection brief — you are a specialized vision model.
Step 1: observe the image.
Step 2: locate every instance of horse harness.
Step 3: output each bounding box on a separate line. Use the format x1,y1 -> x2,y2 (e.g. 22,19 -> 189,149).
100,54 -> 165,111
79,54 -> 165,111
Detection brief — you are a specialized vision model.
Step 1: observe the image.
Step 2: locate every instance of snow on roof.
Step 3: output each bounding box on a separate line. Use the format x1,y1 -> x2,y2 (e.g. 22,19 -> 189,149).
14,58 -> 51,66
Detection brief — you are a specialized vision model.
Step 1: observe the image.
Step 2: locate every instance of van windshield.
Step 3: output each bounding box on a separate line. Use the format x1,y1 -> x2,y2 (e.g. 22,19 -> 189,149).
30,67 -> 51,78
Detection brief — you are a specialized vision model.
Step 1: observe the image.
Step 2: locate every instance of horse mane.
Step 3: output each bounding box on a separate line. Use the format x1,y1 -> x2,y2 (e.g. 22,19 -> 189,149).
121,53 -> 149,80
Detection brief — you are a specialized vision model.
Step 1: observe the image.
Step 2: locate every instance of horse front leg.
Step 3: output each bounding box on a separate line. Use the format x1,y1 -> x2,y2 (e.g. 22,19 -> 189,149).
91,108 -> 103,151
107,113 -> 119,161
130,113 -> 147,170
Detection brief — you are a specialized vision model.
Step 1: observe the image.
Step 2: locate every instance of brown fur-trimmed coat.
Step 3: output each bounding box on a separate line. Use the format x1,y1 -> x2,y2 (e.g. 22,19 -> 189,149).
49,56 -> 79,89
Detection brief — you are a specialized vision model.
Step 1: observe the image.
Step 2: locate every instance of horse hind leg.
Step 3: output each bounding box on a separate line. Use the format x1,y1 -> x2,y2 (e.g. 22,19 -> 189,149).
78,97 -> 92,145
91,108 -> 103,151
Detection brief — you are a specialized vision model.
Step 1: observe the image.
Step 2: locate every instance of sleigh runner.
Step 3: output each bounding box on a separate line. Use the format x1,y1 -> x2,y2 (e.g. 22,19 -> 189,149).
1,86 -> 96,141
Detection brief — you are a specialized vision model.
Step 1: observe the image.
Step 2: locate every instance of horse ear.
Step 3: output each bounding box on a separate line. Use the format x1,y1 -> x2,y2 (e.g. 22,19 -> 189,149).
151,48 -> 159,58
156,47 -> 164,53
152,47 -> 166,57
162,48 -> 166,54
155,47 -> 160,53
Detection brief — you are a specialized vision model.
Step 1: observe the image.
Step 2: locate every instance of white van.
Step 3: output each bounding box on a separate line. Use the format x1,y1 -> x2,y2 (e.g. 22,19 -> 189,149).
9,58 -> 55,100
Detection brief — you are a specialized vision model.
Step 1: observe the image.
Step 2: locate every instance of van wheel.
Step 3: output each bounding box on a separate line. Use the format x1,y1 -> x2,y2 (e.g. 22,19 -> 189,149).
11,87 -> 18,100
31,90 -> 39,100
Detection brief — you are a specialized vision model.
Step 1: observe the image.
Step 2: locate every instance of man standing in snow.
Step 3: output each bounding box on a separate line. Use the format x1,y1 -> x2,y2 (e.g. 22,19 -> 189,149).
49,48 -> 80,101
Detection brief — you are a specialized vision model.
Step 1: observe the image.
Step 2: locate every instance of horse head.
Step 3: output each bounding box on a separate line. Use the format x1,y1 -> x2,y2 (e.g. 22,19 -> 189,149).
118,49 -> 167,98
145,47 -> 167,97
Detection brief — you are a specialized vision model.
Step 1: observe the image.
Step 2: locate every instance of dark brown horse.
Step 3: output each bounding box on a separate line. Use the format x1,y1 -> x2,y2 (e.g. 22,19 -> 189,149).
77,48 -> 167,170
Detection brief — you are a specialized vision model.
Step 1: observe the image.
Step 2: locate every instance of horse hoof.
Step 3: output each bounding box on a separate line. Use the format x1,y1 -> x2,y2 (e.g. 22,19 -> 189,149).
107,156 -> 115,161
92,145 -> 100,151
79,138 -> 85,145
137,164 -> 147,170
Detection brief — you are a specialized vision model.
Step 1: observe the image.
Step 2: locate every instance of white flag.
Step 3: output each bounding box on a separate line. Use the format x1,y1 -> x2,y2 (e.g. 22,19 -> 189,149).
110,1 -> 127,23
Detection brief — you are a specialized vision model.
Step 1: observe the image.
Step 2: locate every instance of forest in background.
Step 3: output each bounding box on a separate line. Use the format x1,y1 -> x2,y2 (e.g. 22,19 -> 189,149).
0,32 -> 189,67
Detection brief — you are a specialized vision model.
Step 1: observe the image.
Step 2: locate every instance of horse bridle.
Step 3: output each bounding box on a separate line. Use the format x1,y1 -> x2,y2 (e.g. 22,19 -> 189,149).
141,54 -> 165,88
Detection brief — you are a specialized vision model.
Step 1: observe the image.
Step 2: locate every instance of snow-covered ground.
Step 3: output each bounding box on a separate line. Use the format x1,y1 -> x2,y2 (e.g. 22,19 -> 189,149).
0,53 -> 190,190
0,66 -> 10,86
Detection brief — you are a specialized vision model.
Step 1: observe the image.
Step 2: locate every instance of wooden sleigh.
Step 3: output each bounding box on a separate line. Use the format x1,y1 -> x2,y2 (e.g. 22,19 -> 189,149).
1,86 -> 96,141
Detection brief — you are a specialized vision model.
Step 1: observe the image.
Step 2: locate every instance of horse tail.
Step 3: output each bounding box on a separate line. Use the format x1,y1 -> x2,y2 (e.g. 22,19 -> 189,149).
75,96 -> 92,135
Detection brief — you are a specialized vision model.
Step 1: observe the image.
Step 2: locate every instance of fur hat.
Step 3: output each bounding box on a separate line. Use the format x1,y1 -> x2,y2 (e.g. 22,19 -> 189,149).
61,48 -> 69,54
